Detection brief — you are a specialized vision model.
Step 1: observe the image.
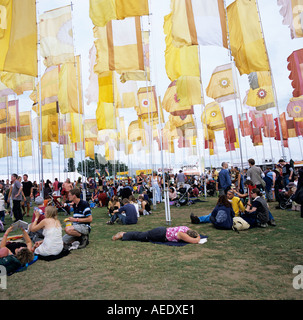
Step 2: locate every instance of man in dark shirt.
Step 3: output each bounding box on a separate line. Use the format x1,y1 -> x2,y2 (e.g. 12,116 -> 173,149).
63,188 -> 92,248
22,174 -> 33,217
107,198 -> 137,225
120,184 -> 133,200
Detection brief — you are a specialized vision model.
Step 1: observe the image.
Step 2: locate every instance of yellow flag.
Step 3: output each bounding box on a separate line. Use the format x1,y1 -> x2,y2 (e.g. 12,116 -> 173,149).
164,13 -> 200,81
85,141 -> 95,159
89,0 -> 116,27
70,113 -> 83,143
40,114 -> 59,143
246,71 -> 275,110
206,63 -> 237,102
105,142 -> 115,160
90,0 -> 149,27
0,99 -> 19,134
63,137 -> 75,158
202,101 -> 226,131
84,119 -> 98,142
30,66 -> 59,116
162,80 -> 194,116
136,86 -> 158,117
94,16 -> 144,74
227,0 -> 270,75
7,111 -> 32,142
96,101 -> 117,130
42,143 -> 52,159
176,76 -> 202,107
128,120 -> 143,142
171,0 -> 227,48
39,5 -> 74,67
0,0 -> 37,76
19,140 -> 32,157
0,133 -> 12,158
0,72 -> 35,96
98,71 -> 114,103
169,114 -> 195,131
58,56 -> 83,114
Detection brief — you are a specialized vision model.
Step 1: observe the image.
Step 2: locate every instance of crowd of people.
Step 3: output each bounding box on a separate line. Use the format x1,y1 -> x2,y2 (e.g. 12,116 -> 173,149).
0,157 -> 302,274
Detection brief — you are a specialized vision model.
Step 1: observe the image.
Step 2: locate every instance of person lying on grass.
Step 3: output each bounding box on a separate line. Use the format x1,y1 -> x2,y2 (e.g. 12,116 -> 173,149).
0,226 -> 34,274
112,226 -> 201,244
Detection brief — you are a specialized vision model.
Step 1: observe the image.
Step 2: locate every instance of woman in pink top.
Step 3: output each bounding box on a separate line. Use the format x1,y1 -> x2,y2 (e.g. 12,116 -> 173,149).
112,226 -> 200,244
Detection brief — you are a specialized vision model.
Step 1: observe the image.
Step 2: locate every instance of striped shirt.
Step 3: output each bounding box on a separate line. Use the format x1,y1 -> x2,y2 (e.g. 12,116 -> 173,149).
72,200 -> 92,228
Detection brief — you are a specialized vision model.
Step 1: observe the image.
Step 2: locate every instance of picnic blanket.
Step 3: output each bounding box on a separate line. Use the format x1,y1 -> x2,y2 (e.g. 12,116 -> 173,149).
36,248 -> 70,261
8,255 -> 39,276
150,234 -> 208,246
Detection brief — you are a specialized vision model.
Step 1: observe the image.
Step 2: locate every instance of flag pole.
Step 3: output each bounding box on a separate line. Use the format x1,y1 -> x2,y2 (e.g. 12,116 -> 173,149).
223,0 -> 244,171
147,4 -> 171,224
255,0 -> 286,160
71,2 -> 86,199
197,46 -> 208,199
36,1 -> 44,197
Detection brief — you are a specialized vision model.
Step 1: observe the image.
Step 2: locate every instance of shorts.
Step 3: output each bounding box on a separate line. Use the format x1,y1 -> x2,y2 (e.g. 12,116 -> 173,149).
62,223 -> 90,244
24,196 -> 31,205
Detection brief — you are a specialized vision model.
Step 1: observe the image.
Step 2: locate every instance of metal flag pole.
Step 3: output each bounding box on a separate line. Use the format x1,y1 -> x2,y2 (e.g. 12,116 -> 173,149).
147,2 -> 170,224
36,1 -> 44,198
255,0 -> 286,160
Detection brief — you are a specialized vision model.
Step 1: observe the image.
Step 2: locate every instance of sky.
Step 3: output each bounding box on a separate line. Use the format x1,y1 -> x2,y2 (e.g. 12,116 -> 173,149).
1,0 -> 303,180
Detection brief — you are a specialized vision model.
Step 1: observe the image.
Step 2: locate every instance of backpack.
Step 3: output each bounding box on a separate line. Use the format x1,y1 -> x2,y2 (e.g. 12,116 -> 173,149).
232,217 -> 250,232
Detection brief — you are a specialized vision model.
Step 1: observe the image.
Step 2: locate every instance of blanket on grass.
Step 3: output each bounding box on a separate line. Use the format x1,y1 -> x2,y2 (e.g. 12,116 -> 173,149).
150,234 -> 208,246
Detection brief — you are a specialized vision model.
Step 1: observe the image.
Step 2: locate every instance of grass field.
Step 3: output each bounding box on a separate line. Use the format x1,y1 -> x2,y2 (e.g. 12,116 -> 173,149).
1,196 -> 303,300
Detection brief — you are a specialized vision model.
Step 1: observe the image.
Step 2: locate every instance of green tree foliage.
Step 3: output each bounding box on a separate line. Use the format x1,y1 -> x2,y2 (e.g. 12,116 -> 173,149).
77,153 -> 128,178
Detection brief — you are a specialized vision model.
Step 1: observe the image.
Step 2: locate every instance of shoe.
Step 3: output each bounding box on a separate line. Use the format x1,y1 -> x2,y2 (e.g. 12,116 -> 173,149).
258,222 -> 268,228
78,235 -> 89,249
112,232 -> 125,241
106,220 -> 114,225
268,219 -> 276,226
69,240 -> 80,250
190,213 -> 200,224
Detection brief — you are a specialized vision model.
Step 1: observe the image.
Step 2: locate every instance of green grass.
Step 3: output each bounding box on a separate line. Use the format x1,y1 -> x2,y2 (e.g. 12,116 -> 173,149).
1,197 -> 303,300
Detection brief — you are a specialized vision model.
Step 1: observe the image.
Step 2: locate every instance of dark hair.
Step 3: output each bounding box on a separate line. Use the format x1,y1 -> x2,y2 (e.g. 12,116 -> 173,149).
244,180 -> 254,186
186,229 -> 199,238
248,158 -> 255,165
217,195 -> 232,208
129,195 -> 136,202
69,188 -> 81,198
16,248 -> 34,265
12,173 -> 18,179
251,188 -> 261,196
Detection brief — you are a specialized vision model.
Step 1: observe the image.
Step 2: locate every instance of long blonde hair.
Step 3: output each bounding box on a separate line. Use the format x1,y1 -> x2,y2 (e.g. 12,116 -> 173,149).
45,206 -> 58,220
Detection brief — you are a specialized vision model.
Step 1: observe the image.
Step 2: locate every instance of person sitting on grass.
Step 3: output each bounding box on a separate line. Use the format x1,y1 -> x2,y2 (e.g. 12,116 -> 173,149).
108,195 -> 121,217
27,196 -> 46,243
63,188 -> 92,249
190,195 -> 235,230
138,195 -> 152,215
241,188 -> 270,228
29,206 -> 63,257
112,226 -> 201,244
106,198 -> 137,225
0,226 -> 34,274
129,195 -> 139,218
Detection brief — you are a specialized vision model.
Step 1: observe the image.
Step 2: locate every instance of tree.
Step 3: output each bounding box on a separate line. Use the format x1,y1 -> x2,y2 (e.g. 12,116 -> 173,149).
67,158 -> 75,172
77,153 -> 128,178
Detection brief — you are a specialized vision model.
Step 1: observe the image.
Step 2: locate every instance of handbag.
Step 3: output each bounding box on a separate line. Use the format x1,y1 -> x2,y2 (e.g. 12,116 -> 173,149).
232,217 -> 250,232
